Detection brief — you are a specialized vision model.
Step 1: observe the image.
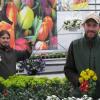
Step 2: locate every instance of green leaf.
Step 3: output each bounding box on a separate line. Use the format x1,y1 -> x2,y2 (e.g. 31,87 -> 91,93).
32,16 -> 38,32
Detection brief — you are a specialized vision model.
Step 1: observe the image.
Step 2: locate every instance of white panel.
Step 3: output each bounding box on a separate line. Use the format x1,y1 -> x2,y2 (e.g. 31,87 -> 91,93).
96,5 -> 100,9
89,0 -> 95,3
58,33 -> 82,50
88,5 -> 95,10
96,0 -> 100,3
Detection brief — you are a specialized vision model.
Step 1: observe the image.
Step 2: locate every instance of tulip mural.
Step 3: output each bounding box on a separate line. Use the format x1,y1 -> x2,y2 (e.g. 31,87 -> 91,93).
1,0 -> 57,50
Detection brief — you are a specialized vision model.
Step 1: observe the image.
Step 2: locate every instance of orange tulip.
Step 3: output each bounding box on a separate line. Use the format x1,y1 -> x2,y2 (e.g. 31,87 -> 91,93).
6,2 -> 18,25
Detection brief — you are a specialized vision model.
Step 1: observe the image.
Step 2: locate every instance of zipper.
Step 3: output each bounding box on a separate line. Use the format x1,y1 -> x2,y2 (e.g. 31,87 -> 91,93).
89,47 -> 95,70
89,48 -> 92,67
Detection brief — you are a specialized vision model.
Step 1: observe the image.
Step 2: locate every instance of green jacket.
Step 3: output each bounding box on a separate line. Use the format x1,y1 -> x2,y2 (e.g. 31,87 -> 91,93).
64,35 -> 100,98
73,36 -> 100,80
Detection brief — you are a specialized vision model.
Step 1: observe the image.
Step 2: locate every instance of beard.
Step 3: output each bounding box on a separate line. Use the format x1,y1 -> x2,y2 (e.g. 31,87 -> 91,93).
85,30 -> 97,39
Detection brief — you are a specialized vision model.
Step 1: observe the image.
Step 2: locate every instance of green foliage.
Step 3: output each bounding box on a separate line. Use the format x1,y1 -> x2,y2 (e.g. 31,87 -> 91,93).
0,75 -> 72,100
0,76 -> 5,83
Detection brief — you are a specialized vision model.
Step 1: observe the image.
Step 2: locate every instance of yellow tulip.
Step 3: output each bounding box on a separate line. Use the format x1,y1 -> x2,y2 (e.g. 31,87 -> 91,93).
88,70 -> 95,77
18,6 -> 34,29
79,77 -> 84,83
86,68 -> 90,72
83,75 -> 90,80
80,71 -> 87,77
92,75 -> 97,81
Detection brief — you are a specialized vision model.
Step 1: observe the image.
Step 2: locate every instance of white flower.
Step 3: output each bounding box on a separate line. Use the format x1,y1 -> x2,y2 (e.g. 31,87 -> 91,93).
46,95 -> 60,100
29,99 -> 33,100
46,96 -> 52,100
77,20 -> 81,24
81,95 -> 93,100
76,22 -> 81,26
46,95 -> 97,100
77,98 -> 83,100
70,21 -> 74,26
67,97 -> 74,100
66,25 -> 71,28
88,97 -> 93,100
82,95 -> 88,99
62,98 -> 67,100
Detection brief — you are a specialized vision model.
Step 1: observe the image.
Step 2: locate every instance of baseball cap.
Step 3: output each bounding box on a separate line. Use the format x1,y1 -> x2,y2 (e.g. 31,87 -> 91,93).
82,13 -> 100,24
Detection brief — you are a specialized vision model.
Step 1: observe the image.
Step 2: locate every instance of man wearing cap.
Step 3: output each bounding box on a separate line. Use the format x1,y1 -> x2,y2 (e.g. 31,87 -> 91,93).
64,13 -> 100,99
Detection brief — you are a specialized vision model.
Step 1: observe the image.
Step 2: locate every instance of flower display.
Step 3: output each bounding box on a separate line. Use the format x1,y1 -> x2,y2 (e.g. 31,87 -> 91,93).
0,76 -> 100,99
63,19 -> 82,31
16,58 -> 45,75
79,68 -> 97,96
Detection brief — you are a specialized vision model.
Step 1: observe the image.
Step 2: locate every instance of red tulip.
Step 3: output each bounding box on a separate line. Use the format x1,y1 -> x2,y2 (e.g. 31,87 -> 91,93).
15,38 -> 29,51
80,80 -> 89,92
2,89 -> 8,96
15,38 -> 28,45
43,16 -> 53,33
15,45 -> 29,51
38,22 -> 49,41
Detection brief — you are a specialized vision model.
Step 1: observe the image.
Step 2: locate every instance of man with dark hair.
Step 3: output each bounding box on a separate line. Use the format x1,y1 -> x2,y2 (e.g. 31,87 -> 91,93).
64,13 -> 100,99
0,30 -> 32,79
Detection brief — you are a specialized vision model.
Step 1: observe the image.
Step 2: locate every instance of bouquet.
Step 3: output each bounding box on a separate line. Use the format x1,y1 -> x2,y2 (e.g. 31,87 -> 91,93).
79,68 -> 97,96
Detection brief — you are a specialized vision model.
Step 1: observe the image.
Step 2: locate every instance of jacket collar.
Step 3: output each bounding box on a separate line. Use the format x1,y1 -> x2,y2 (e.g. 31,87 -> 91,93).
0,44 -> 12,52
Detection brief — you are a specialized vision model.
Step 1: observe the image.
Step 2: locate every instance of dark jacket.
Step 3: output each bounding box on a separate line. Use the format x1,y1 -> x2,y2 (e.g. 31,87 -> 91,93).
64,35 -> 100,98
0,46 -> 31,79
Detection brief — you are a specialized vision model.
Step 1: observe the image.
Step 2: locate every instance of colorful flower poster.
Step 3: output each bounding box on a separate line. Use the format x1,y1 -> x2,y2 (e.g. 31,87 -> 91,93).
0,0 -> 57,50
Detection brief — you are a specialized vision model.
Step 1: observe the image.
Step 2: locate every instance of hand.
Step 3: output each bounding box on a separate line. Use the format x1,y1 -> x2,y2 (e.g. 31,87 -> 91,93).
27,40 -> 35,46
27,40 -> 35,53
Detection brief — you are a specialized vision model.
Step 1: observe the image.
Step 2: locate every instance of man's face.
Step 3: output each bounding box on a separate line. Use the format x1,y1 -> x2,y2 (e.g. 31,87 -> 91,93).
83,20 -> 99,39
0,34 -> 10,47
